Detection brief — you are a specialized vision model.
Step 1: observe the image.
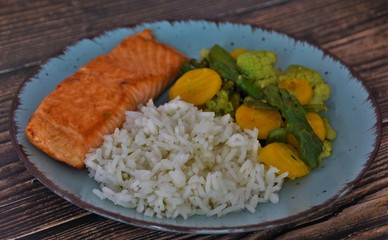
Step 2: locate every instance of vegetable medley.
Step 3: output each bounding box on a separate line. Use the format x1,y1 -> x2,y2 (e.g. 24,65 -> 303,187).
169,44 -> 336,179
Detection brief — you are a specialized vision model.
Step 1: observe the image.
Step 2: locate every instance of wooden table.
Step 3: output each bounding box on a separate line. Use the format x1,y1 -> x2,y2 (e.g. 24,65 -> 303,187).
1,0 -> 387,239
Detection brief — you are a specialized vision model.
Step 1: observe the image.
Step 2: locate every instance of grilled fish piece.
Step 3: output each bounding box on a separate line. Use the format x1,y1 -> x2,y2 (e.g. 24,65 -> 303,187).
25,29 -> 188,169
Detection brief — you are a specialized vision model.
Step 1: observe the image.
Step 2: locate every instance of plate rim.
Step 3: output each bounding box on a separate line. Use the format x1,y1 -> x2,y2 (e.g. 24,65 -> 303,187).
9,19 -> 383,234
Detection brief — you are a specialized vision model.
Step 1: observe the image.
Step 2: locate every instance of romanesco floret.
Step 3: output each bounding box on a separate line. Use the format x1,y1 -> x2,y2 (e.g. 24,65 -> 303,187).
318,140 -> 332,163
205,90 -> 234,117
310,82 -> 330,104
280,65 -> 330,105
281,65 -> 323,86
200,48 -> 209,58
236,50 -> 279,86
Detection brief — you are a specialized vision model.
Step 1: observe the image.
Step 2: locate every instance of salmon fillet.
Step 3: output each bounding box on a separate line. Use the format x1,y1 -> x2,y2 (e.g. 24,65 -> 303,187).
25,29 -> 188,169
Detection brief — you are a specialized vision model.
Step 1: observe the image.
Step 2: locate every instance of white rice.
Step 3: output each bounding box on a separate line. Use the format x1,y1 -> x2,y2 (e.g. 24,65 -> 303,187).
85,98 -> 288,219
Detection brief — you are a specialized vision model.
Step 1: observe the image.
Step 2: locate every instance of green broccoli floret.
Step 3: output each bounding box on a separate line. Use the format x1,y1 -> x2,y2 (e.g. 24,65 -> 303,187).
281,65 -> 323,86
236,50 -> 279,88
205,90 -> 235,117
280,65 -> 331,106
310,82 -> 330,105
318,140 -> 332,163
200,48 -> 209,58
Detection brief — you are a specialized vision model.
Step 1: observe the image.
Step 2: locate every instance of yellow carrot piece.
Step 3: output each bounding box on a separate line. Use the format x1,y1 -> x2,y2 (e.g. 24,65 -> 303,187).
305,112 -> 326,141
278,78 -> 313,105
169,68 -> 222,106
235,105 -> 282,139
230,48 -> 248,59
259,142 -> 311,179
286,133 -> 299,148
287,112 -> 326,147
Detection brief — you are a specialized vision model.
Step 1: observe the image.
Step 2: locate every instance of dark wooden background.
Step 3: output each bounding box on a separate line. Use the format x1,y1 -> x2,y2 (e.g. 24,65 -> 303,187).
1,0 -> 387,239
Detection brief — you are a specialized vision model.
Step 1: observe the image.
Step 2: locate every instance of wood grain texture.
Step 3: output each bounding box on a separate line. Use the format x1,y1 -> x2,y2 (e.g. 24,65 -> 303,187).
1,0 -> 387,239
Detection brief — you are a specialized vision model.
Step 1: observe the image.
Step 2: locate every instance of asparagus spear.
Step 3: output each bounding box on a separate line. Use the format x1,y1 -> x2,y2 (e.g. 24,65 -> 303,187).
262,86 -> 323,168
208,45 -> 264,99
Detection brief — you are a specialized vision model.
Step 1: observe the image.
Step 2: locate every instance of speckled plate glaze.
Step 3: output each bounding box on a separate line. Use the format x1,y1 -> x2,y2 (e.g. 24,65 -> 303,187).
10,20 -> 382,234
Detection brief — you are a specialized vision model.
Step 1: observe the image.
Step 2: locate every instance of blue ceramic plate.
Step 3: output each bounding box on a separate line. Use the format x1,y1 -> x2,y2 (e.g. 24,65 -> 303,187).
10,20 -> 381,233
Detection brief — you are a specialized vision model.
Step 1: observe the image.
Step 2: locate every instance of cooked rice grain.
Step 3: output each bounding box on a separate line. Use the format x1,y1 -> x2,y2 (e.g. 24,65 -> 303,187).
85,98 -> 287,219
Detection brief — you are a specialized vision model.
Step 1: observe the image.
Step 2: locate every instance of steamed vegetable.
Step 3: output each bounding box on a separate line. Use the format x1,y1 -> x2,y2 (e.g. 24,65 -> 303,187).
205,80 -> 240,117
305,112 -> 326,141
207,45 -> 324,168
235,105 -> 282,139
287,112 -> 326,148
278,78 -> 313,105
207,44 -> 264,99
174,44 -> 336,173
280,65 -> 331,108
262,86 -> 323,168
236,50 -> 279,88
205,90 -> 235,117
169,68 -> 222,105
259,142 -> 311,179
230,48 -> 248,59
319,140 -> 333,162
322,116 -> 337,140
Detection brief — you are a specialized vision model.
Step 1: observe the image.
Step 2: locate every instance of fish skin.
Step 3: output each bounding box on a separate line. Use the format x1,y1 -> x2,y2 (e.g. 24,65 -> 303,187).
25,29 -> 188,169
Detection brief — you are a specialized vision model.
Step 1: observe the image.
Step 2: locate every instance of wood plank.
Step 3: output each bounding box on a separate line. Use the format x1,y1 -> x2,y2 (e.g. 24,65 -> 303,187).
1,190 -> 88,238
273,193 -> 387,240
0,66 -> 89,238
0,0 -> 287,73
346,225 -> 388,240
17,188 -> 387,239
